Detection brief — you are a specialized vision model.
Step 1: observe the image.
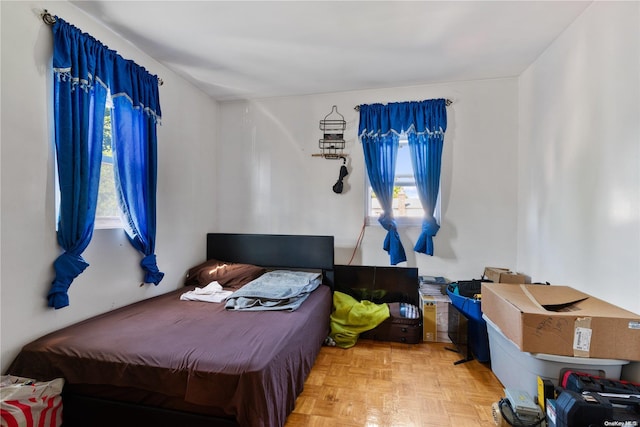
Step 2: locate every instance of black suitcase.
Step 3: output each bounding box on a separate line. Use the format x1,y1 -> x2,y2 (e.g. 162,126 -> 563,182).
360,302 -> 422,344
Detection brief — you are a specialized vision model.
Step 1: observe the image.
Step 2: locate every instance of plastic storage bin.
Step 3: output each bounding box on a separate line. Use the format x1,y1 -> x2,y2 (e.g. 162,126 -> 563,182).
483,314 -> 629,400
447,283 -> 483,321
447,284 -> 490,362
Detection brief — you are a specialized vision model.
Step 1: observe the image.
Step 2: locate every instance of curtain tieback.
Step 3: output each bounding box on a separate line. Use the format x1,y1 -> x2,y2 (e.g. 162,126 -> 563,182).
378,214 -> 407,265
378,214 -> 398,232
48,252 -> 90,309
141,254 -> 164,285
414,217 -> 440,256
422,217 -> 440,236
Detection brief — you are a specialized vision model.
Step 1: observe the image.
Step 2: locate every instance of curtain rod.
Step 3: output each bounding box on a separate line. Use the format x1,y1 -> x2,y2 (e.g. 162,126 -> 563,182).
40,9 -> 164,87
354,99 -> 452,111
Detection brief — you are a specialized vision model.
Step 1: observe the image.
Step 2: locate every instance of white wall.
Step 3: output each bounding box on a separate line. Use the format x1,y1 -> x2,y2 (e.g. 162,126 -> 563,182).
0,1 -> 219,373
517,1 -> 640,315
217,78 -> 520,279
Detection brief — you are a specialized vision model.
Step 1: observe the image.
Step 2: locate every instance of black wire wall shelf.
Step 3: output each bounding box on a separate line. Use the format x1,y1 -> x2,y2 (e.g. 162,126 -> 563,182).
316,105 -> 346,160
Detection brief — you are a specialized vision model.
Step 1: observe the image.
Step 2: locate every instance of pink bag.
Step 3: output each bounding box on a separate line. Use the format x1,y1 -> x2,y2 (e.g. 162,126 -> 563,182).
0,375 -> 64,427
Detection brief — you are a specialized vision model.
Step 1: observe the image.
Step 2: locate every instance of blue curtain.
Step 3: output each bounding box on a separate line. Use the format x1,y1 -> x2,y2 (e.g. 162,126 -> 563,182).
111,60 -> 164,284
359,104 -> 407,265
408,98 -> 447,255
48,19 -> 109,309
358,99 -> 447,262
48,18 -> 163,308
408,132 -> 443,255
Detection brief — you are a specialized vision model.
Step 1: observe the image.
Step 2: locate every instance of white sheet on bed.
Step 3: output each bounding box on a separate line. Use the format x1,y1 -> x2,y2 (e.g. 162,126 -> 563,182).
180,281 -> 233,303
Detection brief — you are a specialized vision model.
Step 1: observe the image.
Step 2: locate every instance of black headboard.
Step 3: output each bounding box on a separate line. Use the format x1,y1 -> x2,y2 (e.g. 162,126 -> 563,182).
206,233 -> 335,288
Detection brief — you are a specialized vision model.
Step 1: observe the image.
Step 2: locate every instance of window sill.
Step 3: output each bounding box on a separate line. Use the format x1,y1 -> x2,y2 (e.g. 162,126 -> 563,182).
94,217 -> 123,230
365,216 -> 424,228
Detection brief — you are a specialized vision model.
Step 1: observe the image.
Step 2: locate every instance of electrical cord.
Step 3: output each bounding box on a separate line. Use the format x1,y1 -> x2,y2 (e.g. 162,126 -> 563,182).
347,219 -> 366,265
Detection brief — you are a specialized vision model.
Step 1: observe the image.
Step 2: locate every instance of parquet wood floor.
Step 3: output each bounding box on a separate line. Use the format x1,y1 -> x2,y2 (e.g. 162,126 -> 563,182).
285,340 -> 504,427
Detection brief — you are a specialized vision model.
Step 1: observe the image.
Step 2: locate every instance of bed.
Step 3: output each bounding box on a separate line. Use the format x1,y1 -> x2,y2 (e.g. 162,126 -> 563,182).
6,233 -> 335,427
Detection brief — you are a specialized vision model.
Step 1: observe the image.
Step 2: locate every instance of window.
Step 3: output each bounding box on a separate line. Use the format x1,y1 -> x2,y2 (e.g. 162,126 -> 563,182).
366,135 -> 440,226
95,96 -> 122,229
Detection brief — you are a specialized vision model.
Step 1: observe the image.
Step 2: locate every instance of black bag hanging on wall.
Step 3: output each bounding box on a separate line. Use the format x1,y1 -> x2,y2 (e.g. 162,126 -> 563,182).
332,164 -> 349,194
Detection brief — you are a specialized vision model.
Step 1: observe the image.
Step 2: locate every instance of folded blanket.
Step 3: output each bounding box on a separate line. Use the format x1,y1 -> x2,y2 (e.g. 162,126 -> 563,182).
329,291 -> 390,348
180,281 -> 233,303
225,270 -> 321,311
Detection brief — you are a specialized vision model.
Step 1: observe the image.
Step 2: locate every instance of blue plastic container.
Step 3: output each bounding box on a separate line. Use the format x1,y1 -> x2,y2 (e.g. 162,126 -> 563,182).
447,284 -> 490,362
447,284 -> 483,322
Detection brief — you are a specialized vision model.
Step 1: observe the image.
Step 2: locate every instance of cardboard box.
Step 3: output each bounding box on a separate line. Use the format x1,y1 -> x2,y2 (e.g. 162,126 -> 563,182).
483,267 -> 529,284
420,293 -> 450,342
481,283 -> 640,361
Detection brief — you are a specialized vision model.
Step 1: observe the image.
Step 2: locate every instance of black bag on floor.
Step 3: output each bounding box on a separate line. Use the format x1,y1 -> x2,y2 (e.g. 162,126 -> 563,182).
449,279 -> 484,298
360,302 -> 422,344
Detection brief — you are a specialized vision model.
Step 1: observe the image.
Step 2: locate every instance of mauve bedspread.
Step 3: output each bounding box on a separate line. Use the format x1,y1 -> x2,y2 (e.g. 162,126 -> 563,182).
7,284 -> 332,427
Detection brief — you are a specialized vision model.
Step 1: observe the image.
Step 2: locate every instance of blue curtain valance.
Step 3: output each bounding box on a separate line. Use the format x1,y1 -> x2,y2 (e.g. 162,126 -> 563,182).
358,99 -> 447,138
52,18 -> 161,122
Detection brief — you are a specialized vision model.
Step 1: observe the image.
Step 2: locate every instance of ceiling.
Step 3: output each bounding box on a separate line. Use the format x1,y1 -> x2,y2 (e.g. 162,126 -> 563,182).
69,1 -> 592,102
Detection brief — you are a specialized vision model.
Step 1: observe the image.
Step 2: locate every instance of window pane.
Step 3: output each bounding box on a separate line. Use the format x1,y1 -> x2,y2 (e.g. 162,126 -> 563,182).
96,157 -> 118,217
366,136 -> 440,225
395,143 -> 413,175
96,105 -> 122,228
367,138 -> 421,221
397,185 -> 423,218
